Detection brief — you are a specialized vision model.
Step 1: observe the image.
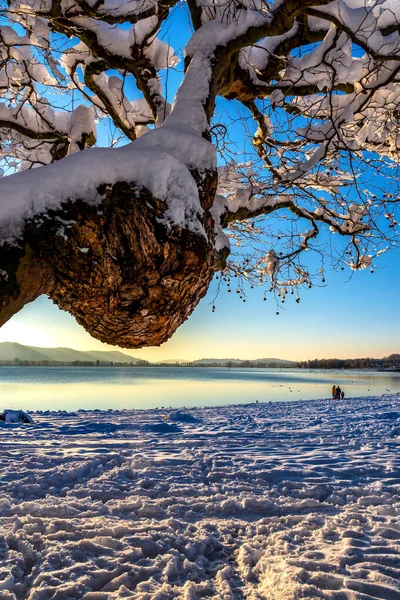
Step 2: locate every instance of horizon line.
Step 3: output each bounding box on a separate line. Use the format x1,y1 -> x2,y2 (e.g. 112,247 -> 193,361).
0,341 -> 398,363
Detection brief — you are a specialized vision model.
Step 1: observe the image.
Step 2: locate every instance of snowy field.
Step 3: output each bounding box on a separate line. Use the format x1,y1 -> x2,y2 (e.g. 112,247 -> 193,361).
0,395 -> 400,600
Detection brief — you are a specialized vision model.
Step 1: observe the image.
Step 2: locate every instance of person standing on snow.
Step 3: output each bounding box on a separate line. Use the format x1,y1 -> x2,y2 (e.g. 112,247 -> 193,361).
332,385 -> 337,399
336,386 -> 341,399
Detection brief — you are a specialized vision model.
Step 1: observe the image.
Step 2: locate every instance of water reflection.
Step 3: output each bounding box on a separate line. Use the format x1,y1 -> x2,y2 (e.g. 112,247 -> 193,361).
0,367 -> 399,411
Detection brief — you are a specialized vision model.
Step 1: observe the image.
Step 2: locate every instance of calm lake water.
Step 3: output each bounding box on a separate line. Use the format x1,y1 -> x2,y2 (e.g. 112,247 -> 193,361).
0,367 -> 399,411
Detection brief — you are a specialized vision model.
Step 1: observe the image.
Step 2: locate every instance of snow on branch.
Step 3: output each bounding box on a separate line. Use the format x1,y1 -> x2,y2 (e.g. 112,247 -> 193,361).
307,1 -> 400,59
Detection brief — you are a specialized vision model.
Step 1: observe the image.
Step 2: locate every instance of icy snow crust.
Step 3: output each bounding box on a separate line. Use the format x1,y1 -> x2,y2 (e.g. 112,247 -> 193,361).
0,394 -> 399,599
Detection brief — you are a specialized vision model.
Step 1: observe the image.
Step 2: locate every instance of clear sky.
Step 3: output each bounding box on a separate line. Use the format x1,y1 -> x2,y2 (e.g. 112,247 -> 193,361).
0,6 -> 399,362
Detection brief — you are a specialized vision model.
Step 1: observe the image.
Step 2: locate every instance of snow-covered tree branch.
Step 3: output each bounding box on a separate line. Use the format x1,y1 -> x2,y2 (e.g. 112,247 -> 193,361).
0,0 -> 399,347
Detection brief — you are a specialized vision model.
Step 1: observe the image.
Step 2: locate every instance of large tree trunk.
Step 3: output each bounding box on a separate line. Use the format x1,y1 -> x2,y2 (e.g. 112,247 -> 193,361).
0,170 -> 221,348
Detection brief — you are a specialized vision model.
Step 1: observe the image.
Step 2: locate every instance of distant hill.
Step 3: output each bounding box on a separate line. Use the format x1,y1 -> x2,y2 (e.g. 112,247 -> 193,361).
255,358 -> 293,365
154,359 -> 187,364
192,357 -> 292,366
0,343 -> 293,367
0,342 -> 142,364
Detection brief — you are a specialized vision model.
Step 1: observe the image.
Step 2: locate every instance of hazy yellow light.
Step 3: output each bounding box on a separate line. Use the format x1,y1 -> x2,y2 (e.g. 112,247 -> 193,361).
0,320 -> 58,348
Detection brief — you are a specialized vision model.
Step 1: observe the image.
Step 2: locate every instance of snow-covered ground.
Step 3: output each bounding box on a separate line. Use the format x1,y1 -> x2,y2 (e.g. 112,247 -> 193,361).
0,394 -> 399,600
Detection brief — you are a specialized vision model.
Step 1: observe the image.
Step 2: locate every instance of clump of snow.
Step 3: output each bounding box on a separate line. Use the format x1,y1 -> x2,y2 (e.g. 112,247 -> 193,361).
167,410 -> 201,424
0,409 -> 33,423
350,254 -> 372,270
67,105 -> 96,155
262,249 -> 279,275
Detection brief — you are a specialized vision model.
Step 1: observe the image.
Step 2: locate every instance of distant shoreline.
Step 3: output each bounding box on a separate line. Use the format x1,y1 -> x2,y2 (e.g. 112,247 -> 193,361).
0,363 -> 399,372
1,343 -> 398,370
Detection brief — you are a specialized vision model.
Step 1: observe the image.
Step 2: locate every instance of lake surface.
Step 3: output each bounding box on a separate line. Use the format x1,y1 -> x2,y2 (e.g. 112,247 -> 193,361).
0,366 -> 399,411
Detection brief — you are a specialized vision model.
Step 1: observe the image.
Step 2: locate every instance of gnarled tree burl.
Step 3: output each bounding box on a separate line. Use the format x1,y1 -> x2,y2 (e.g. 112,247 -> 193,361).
0,0 -> 399,347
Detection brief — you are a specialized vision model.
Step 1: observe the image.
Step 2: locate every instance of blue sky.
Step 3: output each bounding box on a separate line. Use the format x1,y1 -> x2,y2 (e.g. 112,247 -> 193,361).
0,5 -> 399,361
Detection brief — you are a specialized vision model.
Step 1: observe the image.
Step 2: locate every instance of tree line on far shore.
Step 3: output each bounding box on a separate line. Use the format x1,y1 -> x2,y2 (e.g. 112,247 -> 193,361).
295,355 -> 400,370
0,355 -> 399,370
